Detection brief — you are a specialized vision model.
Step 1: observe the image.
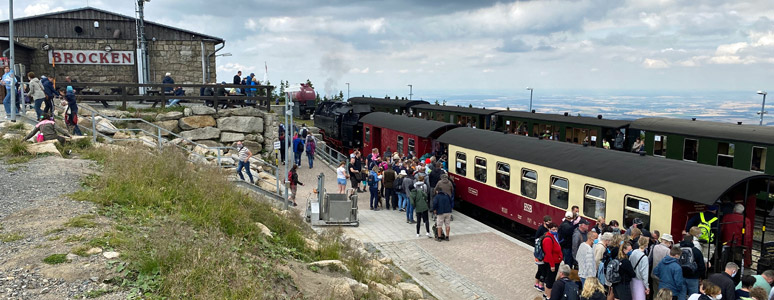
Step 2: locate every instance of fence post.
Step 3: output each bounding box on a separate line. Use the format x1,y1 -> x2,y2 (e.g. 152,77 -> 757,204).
157,127 -> 162,150
121,86 -> 127,110
216,148 -> 221,167
91,111 -> 97,143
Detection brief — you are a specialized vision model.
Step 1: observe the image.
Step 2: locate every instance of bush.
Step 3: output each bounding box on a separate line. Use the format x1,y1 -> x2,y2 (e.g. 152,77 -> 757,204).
43,253 -> 68,265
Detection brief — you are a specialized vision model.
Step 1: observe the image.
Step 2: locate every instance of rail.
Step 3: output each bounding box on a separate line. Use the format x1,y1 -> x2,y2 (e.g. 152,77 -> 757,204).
315,139 -> 348,170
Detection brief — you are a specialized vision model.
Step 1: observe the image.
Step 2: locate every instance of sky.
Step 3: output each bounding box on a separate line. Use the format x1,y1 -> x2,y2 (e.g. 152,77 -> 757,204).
3,0 -> 774,99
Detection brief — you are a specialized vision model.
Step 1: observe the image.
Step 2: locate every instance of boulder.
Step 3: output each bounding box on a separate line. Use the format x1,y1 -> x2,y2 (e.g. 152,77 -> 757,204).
180,127 -> 220,141
138,136 -> 157,149
368,282 -> 403,300
217,116 -> 263,133
217,157 -> 235,166
245,133 -> 264,144
217,107 -> 263,118
183,107 -> 192,117
304,238 -> 319,251
86,248 -> 103,255
346,278 -> 369,299
196,140 -> 223,148
243,141 -> 262,152
112,131 -> 132,140
137,112 -> 158,121
188,153 -> 208,165
191,105 -> 216,115
153,120 -> 180,134
94,117 -> 118,134
156,111 -> 183,121
309,260 -> 349,273
368,260 -> 395,284
256,222 -> 273,237
103,251 -> 120,259
27,141 -> 61,157
66,253 -> 79,261
397,283 -> 423,300
220,132 -> 245,143
319,278 -> 355,300
179,115 -> 217,130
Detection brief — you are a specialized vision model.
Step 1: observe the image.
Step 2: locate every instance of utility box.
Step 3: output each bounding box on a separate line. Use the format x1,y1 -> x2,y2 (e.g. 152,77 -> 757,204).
306,173 -> 359,226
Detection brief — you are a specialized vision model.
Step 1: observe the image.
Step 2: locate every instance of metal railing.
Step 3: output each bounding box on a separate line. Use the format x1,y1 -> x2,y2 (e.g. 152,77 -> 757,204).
315,139 -> 348,169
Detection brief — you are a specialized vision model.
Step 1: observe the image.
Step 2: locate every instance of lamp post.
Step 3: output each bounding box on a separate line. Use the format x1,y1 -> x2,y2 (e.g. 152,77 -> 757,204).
526,87 -> 534,112
8,0 -> 16,122
759,91 -> 768,126
346,82 -> 350,100
408,84 -> 413,100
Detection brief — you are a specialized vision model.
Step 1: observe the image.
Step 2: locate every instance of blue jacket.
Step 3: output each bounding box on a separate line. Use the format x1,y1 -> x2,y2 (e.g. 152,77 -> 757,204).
368,170 -> 380,188
432,191 -> 453,214
65,91 -> 78,114
41,78 -> 56,98
292,137 -> 304,154
162,76 -> 175,92
653,256 -> 686,296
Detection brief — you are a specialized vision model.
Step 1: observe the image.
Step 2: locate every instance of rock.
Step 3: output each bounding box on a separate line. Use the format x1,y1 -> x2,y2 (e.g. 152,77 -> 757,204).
112,131 -> 132,140
156,111 -> 183,121
369,282 -> 403,300
245,133 -> 264,144
153,120 -> 180,134
2,133 -> 21,139
255,222 -> 273,237
346,278 -> 369,299
180,127 -> 220,141
86,248 -> 103,255
183,107 -> 192,117
138,136 -> 157,149
188,153 -> 208,165
179,115 -> 217,130
94,117 -> 118,134
137,112 -> 158,121
243,141 -> 262,152
368,260 -> 395,284
217,107 -> 263,118
319,278 -> 355,300
102,252 -> 120,259
397,283 -> 423,300
27,141 -> 62,157
304,238 -> 319,251
220,132 -> 245,143
217,157 -> 235,166
217,116 -> 263,133
308,260 -> 349,273
65,253 -> 78,261
191,105 -> 216,115
196,140 -> 223,148
379,257 -> 393,264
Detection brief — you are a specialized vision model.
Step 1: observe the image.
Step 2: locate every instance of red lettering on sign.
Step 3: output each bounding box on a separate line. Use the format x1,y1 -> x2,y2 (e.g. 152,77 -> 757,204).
52,52 -> 62,63
99,53 -> 109,63
63,53 -> 74,63
122,53 -> 132,63
111,53 -> 119,63
88,53 -> 98,63
76,53 -> 86,63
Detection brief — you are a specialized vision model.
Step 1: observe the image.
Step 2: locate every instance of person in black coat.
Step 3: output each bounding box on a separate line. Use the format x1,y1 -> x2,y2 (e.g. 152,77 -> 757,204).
679,234 -> 705,296
707,263 -> 737,300
612,242 -> 637,300
559,211 -> 576,266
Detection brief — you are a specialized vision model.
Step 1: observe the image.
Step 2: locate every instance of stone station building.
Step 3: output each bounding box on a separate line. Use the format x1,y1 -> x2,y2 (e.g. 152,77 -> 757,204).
0,7 -> 223,87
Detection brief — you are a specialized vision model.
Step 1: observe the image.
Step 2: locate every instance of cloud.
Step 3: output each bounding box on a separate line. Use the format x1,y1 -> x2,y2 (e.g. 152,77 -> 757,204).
642,58 -> 669,69
23,3 -> 65,16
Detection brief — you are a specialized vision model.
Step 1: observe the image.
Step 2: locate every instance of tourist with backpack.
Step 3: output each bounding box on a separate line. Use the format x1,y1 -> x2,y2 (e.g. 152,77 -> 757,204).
292,133 -> 304,167
402,171 -> 415,223
287,164 -> 303,207
542,222 -> 563,299
367,166 -> 382,210
679,234 -> 705,297
630,236 -> 651,300
653,247 -> 687,300
305,135 -> 316,168
608,242 -> 636,300
410,175 -> 431,237
535,216 -> 553,292
549,264 -> 580,300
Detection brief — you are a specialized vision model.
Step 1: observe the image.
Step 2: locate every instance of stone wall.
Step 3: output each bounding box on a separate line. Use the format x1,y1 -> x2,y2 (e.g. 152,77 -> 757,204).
16,37 -> 216,92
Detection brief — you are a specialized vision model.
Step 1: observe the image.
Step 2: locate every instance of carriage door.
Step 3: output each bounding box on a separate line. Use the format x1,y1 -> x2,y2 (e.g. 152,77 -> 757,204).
371,127 -> 382,154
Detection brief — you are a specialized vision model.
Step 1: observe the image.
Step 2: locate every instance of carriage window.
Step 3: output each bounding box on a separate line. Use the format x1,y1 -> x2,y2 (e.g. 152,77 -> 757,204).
717,142 -> 734,168
474,157 -> 487,183
752,146 -> 767,172
496,162 -> 510,190
654,135 -> 667,156
624,195 -> 651,230
455,152 -> 467,176
521,169 -> 537,199
549,176 -> 569,209
583,185 -> 606,219
365,127 -> 371,143
397,136 -> 404,156
683,138 -> 698,161
408,138 -> 415,155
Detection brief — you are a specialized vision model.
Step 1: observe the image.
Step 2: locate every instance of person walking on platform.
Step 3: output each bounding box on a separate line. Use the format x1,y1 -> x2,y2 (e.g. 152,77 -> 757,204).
611,242 -> 637,300
40,74 -> 56,114
432,190 -> 453,242
651,234 -> 675,293
402,170 -> 415,223
679,234 -> 706,297
367,166 -> 382,210
349,152 -> 363,192
577,230 -> 598,289
707,262 -> 738,300
410,175 -> 431,237
336,161 -> 348,194
684,205 -> 719,257
720,204 -> 752,270
292,133 -> 304,167
535,215 -> 553,292
287,164 -> 303,207
26,72 -> 46,120
383,163 -> 397,210
653,246 -> 687,300
630,236 -> 651,300
573,218 -> 590,267
278,124 -> 286,164
305,135 -> 316,168
542,222 -> 563,299
235,141 -> 254,184
559,211 -> 576,267
550,264 -> 579,300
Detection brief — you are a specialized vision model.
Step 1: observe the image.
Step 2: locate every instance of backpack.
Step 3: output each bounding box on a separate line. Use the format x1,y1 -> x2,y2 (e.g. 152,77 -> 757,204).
679,246 -> 698,273
300,127 -> 308,138
306,140 -> 314,153
534,236 -> 546,261
287,171 -> 293,183
561,278 -> 580,300
367,173 -> 377,187
394,177 -> 404,193
597,261 -> 606,285
296,140 -> 304,153
605,258 -> 622,285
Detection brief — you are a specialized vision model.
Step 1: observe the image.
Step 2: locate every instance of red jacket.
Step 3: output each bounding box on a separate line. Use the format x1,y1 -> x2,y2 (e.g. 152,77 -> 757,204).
542,233 -> 563,265
720,212 -> 752,267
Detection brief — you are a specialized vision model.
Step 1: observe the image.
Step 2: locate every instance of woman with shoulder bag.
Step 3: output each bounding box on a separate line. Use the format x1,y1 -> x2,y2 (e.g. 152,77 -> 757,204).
26,72 -> 46,120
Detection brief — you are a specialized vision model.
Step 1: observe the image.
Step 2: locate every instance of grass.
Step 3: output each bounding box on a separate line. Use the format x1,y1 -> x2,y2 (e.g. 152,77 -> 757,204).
0,232 -> 24,242
43,253 -> 69,265
83,289 -> 111,298
0,138 -> 30,157
55,137 -> 95,158
65,214 -> 97,228
71,147 -> 315,298
45,227 -> 66,235
6,123 -> 26,131
65,235 -> 86,243
72,245 -> 92,257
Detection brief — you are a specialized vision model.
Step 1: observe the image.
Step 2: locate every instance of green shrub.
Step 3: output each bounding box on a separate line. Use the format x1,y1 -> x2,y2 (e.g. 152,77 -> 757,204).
43,253 -> 68,264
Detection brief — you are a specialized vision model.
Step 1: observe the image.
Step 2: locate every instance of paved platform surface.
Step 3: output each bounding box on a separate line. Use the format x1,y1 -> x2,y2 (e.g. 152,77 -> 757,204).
284,148 -> 544,300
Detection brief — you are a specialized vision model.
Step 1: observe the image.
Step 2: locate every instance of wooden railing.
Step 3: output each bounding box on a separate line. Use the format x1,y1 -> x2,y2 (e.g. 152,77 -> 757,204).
60,82 -> 275,111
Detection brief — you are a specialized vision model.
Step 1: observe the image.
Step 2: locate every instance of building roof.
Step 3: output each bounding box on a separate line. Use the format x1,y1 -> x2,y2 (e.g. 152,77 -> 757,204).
631,117 -> 774,145
495,110 -> 631,128
348,97 -> 428,108
414,104 -> 499,115
361,112 -> 459,138
0,7 -> 224,43
438,127 -> 770,205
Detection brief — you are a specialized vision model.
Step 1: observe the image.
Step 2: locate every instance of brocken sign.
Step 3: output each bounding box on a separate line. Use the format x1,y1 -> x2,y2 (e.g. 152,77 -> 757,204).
48,50 -> 134,65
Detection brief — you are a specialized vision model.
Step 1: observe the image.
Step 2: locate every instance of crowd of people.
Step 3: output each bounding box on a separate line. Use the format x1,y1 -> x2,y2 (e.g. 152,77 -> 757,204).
532,203 -> 767,300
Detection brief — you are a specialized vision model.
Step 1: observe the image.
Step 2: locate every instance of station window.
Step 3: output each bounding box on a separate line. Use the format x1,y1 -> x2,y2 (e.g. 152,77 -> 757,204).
654,135 -> 667,156
583,185 -> 606,219
365,127 -> 371,143
474,157 -> 487,183
624,195 -> 650,230
397,136 -> 404,156
752,146 -> 767,172
549,176 -> 569,209
408,138 -> 415,155
521,169 -> 537,199
683,138 -> 698,161
455,152 -> 467,176
496,162 -> 510,190
717,142 -> 734,168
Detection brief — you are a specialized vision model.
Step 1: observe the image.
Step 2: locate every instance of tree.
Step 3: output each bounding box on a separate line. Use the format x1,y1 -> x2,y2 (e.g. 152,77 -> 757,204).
338,91 -> 344,101
305,79 -> 314,88
434,100 -> 440,105
394,96 -> 398,100
506,106 -> 510,111
442,100 -> 446,106
468,104 -> 473,108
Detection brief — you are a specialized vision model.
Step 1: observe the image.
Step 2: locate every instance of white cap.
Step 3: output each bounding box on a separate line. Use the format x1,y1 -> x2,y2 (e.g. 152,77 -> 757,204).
565,211 -> 573,218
